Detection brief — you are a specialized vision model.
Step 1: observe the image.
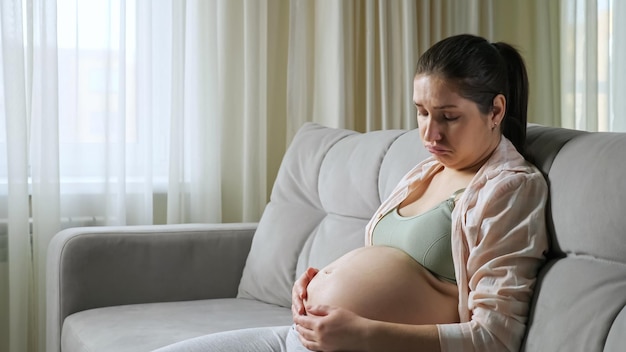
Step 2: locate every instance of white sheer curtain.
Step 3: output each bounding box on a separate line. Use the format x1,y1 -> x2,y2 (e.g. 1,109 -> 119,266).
1,1 -> 58,351
561,0 -> 626,132
0,1 -> 287,351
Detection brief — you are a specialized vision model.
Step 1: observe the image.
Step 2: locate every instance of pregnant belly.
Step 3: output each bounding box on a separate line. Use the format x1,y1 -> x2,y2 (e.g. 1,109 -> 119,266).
304,246 -> 459,325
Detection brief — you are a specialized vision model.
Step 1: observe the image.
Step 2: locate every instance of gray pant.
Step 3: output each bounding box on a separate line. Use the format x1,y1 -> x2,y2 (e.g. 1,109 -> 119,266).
286,324 -> 315,352
152,326 -> 291,352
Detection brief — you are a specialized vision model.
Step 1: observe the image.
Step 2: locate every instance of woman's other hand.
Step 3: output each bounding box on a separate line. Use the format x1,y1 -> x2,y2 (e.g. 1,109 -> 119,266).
291,267 -> 319,319
294,305 -> 369,352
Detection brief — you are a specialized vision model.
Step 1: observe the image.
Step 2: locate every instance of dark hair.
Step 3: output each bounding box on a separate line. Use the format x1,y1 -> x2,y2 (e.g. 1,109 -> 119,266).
415,34 -> 529,156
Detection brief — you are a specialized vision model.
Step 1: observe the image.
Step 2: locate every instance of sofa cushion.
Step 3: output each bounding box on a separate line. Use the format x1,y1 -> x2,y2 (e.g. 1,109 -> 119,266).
605,304 -> 626,351
547,132 -> 626,260
61,298 -> 292,352
521,257 -> 626,351
525,124 -> 587,174
238,123 -> 417,307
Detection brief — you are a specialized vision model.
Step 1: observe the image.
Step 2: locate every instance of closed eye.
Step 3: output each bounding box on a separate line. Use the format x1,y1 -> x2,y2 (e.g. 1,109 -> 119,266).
416,108 -> 429,117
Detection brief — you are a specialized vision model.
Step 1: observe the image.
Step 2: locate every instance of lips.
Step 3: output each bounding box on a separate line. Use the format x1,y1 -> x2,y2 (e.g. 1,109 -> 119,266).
425,145 -> 450,155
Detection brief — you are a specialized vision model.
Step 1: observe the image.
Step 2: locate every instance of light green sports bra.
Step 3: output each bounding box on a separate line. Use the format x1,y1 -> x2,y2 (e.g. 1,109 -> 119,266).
372,189 -> 464,284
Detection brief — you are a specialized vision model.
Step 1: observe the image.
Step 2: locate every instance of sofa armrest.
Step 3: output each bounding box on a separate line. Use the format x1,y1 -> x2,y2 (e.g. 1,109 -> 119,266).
46,223 -> 256,351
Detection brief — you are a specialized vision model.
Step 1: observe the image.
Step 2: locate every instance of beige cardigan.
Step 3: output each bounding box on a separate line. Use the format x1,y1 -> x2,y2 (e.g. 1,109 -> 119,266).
365,137 -> 549,352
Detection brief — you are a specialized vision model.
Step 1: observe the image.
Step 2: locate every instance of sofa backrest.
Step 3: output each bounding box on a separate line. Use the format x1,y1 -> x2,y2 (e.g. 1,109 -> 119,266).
238,122 -> 626,351
522,125 -> 626,351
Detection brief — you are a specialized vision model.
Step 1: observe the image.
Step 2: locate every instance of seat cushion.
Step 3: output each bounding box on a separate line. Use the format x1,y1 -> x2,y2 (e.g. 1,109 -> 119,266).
61,298 -> 292,352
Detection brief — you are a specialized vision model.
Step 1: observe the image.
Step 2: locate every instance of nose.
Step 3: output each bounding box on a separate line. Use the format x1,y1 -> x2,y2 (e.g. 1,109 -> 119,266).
422,118 -> 442,142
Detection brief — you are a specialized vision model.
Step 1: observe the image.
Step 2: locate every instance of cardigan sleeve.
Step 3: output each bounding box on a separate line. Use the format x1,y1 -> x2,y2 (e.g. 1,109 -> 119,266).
438,170 -> 549,352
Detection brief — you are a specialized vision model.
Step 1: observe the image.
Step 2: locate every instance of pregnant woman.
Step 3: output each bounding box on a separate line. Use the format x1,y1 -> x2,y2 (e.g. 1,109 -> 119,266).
289,34 -> 549,352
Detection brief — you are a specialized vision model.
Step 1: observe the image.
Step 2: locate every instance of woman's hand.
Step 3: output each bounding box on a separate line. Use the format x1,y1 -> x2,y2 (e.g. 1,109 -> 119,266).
294,305 -> 369,352
291,267 -> 319,319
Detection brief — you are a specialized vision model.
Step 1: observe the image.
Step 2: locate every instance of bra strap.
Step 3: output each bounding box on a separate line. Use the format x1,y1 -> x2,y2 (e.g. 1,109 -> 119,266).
449,188 -> 466,202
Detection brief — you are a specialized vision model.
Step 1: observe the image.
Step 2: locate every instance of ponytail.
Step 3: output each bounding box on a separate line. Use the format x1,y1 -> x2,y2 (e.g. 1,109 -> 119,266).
492,42 -> 529,156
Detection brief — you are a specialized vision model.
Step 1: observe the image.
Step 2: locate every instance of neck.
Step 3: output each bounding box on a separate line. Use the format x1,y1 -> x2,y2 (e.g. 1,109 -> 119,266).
456,133 -> 501,175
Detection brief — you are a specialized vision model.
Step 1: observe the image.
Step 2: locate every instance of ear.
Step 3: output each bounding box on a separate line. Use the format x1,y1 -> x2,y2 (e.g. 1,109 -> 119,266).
490,94 -> 506,126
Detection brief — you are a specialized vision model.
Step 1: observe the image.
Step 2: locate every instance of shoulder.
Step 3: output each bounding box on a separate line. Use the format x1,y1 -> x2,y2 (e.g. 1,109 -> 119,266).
483,164 -> 546,194
459,140 -> 548,221
467,163 -> 547,212
474,137 -> 547,195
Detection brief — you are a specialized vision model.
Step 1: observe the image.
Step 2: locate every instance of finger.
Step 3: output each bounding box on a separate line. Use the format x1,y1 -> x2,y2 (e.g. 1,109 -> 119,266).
296,325 -> 322,352
291,305 -> 298,319
295,320 -> 316,340
305,266 -> 319,278
291,294 -> 304,315
293,311 -> 320,331
291,274 -> 310,313
304,304 -> 331,316
292,277 -> 304,300
294,270 -> 312,297
293,312 -> 307,327
297,328 -> 317,351
299,336 -> 319,352
291,304 -> 305,319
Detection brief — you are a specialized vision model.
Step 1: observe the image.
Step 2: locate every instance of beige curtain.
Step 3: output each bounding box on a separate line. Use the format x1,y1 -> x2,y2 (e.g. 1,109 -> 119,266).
493,0 -> 562,127
287,0 -> 561,141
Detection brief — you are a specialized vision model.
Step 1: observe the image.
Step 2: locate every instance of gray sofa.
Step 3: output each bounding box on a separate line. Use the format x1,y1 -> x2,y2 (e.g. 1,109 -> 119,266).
47,123 -> 626,352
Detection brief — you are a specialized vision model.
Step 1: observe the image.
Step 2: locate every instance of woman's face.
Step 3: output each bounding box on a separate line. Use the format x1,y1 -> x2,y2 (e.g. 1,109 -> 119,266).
413,74 -> 504,173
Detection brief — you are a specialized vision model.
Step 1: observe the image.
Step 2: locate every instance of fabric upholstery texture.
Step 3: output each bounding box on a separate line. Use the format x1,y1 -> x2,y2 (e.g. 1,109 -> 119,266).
62,299 -> 292,352
546,132 -> 626,260
605,305 -> 626,351
47,224 -> 259,352
521,130 -> 626,351
47,123 -> 626,352
521,258 -> 626,351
